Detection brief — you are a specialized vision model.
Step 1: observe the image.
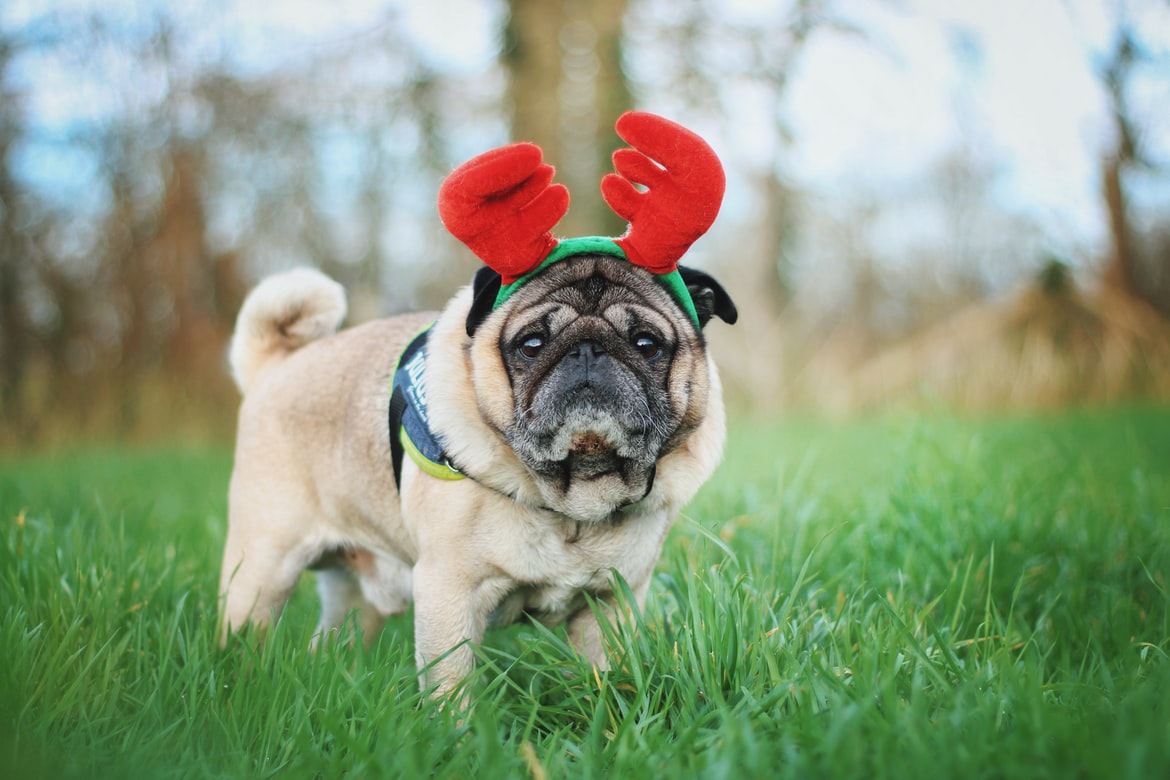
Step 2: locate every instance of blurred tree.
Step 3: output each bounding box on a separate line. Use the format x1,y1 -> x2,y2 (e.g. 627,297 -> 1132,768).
4,0 -> 1165,441
0,18 -> 79,440
504,0 -> 631,237
1076,0 -> 1170,312
618,0 -> 870,407
1099,24 -> 1143,299
626,0 -> 866,302
0,7 -> 471,443
0,32 -> 26,431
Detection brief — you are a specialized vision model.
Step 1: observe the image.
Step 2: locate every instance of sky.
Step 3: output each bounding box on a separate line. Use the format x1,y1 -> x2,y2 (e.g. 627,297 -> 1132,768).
781,0 -> 1124,267
790,1 -> 1104,193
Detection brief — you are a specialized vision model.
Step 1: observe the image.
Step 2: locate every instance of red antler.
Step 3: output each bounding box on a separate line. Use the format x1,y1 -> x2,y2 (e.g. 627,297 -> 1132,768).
601,112 -> 725,274
438,142 -> 570,284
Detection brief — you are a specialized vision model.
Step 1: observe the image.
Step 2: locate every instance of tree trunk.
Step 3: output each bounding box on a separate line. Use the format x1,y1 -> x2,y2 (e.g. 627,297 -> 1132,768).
0,39 -> 28,434
504,0 -> 630,238
1101,153 -> 1136,298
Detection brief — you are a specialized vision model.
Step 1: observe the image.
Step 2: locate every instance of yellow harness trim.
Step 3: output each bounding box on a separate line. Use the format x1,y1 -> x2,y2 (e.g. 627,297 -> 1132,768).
399,427 -> 466,481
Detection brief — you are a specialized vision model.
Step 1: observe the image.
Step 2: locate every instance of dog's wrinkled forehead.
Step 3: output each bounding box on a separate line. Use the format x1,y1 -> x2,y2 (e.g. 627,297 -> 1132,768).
498,255 -> 683,341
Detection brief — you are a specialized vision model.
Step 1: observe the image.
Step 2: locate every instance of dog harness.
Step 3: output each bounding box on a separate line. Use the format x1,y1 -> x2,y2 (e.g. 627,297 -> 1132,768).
387,326 -> 465,489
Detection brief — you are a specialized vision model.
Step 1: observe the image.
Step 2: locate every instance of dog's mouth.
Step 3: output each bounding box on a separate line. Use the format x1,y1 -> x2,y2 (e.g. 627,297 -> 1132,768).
563,432 -> 642,481
510,399 -> 667,469
569,431 -> 611,457
505,402 -> 669,521
509,427 -> 659,522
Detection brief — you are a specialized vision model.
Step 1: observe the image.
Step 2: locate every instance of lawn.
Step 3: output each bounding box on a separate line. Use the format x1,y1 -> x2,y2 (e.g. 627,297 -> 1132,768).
2,406 -> 1168,778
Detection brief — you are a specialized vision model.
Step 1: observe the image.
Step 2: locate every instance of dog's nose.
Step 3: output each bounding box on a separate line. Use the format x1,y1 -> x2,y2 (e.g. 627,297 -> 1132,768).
567,340 -> 609,385
568,341 -> 607,361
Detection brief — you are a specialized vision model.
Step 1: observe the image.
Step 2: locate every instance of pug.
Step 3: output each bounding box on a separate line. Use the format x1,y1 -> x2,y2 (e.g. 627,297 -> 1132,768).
218,112 -> 737,699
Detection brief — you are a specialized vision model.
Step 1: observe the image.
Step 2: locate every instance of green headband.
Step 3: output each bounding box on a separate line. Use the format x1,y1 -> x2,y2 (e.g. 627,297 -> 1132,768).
493,236 -> 701,330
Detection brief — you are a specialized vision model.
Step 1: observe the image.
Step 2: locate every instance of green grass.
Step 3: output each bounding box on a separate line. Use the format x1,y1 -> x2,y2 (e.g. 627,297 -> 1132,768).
2,406 -> 1169,778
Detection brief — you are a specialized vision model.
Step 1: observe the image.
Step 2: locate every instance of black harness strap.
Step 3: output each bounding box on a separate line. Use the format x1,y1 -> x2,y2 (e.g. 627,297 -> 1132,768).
388,329 -> 431,490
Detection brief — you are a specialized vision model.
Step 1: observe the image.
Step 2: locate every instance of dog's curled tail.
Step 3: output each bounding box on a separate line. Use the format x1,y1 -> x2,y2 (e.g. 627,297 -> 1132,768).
229,268 -> 347,393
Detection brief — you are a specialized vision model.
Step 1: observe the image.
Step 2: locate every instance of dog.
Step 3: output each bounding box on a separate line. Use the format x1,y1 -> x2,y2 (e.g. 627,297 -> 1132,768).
218,112 -> 737,698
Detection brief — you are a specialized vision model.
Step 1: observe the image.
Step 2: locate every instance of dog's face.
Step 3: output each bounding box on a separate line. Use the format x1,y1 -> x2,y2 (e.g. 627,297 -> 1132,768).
463,254 -> 734,522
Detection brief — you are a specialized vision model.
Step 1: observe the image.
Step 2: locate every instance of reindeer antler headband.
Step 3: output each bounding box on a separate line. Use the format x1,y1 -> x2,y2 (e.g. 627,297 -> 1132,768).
438,111 -> 725,329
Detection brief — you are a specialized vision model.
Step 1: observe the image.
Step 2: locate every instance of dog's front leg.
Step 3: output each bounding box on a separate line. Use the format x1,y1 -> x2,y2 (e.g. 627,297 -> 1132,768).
411,559 -> 497,702
566,574 -> 654,671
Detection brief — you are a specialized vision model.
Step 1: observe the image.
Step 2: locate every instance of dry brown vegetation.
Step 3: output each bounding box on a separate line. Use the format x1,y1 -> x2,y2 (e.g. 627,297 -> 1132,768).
814,283 -> 1170,413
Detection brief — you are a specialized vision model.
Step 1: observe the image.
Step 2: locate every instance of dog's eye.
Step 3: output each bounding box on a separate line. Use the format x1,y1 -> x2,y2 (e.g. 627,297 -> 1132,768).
518,335 -> 544,360
633,334 -> 661,360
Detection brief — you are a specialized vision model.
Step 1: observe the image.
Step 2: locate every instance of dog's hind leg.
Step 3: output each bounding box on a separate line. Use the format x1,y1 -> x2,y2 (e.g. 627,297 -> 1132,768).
314,567 -> 362,637
312,548 -> 413,648
311,567 -> 388,648
217,529 -> 303,645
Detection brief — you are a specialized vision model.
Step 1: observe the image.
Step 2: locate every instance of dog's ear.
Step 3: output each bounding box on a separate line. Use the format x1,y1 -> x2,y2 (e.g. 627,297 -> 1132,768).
678,265 -> 738,328
466,266 -> 502,337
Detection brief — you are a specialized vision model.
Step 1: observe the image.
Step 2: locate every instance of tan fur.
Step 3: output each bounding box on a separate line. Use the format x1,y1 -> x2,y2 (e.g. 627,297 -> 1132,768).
218,266 -> 727,699
228,268 -> 346,391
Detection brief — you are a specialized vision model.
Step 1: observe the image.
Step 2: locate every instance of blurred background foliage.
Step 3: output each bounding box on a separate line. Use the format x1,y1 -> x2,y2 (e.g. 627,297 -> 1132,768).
0,0 -> 1168,446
